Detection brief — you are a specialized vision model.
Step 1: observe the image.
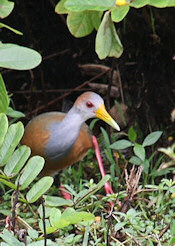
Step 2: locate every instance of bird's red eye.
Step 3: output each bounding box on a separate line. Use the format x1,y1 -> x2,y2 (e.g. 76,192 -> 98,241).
86,101 -> 94,108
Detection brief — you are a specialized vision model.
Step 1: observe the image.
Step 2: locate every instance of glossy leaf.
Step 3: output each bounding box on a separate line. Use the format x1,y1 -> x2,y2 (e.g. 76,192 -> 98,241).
133,143 -> 145,161
62,207 -> 94,224
18,156 -> 45,190
67,11 -> 94,37
4,145 -> 31,176
0,122 -> 24,166
110,139 -> 133,150
0,74 -> 10,114
0,113 -> 8,148
26,176 -> 53,203
111,5 -> 130,22
0,0 -> 14,18
0,43 -> 42,70
65,0 -> 115,12
128,126 -> 137,142
44,195 -> 74,207
142,131 -> 163,147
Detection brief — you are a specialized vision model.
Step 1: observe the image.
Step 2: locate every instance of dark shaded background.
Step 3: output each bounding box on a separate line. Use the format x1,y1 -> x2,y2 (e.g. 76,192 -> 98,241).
1,0 -> 175,136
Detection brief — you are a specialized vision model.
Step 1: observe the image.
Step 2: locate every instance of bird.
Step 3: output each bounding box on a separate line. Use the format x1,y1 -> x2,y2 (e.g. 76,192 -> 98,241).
21,91 -> 120,177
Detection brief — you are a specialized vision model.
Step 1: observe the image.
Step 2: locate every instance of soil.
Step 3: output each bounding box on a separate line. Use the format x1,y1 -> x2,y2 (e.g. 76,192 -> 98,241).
1,0 -> 175,138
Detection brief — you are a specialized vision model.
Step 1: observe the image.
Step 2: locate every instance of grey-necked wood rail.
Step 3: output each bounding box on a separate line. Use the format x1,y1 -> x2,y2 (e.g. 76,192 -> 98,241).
21,92 -> 120,177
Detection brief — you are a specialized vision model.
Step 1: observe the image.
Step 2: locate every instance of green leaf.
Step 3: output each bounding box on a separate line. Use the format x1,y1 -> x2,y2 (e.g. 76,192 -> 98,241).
27,228 -> 38,239
111,5 -> 130,22
130,0 -> 149,8
142,131 -> 163,147
95,11 -> 112,59
62,207 -> 94,224
18,156 -> 45,190
0,0 -> 14,18
7,107 -> 25,119
67,11 -> 94,37
65,0 -> 115,12
0,22 -> 22,35
49,208 -> 62,227
108,20 -> 123,58
95,11 -> 123,60
129,156 -> 142,165
4,145 -> 31,176
0,121 -> 24,166
44,195 -> 74,207
128,126 -> 137,142
0,113 -> 8,148
133,143 -> 145,161
26,176 -> 53,203
55,0 -> 69,14
0,43 -> 42,70
90,11 -> 103,30
0,229 -> 24,246
0,178 -> 17,189
110,139 -> 133,149
0,74 -> 10,114
149,0 -> 175,7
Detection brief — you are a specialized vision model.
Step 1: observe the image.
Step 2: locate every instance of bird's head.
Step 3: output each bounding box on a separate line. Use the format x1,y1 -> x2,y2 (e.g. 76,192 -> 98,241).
74,92 -> 120,131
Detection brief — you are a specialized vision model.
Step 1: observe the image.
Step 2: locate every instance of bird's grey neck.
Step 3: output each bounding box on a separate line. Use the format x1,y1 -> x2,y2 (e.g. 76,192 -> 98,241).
45,107 -> 84,161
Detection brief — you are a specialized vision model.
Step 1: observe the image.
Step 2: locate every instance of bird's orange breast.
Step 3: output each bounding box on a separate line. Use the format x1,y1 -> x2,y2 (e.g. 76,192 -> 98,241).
21,112 -> 93,176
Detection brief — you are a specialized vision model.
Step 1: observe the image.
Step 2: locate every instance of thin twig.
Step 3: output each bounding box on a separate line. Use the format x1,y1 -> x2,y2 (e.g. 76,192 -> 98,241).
41,197 -> 47,246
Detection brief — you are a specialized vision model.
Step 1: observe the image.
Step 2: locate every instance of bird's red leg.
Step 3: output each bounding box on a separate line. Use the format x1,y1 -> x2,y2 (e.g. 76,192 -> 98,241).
59,184 -> 72,200
92,136 -> 114,208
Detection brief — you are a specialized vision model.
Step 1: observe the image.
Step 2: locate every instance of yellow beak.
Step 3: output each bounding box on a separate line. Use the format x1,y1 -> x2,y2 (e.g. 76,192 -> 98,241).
95,104 -> 120,131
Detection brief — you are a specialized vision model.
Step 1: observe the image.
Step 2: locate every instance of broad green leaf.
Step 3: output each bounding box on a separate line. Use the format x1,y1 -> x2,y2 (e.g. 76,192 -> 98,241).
95,11 -> 112,59
49,208 -> 62,227
62,207 -> 94,224
149,0 -> 175,7
0,113 -> 8,148
38,204 -> 52,218
55,0 -> 69,14
0,22 -> 22,35
26,176 -> 53,203
129,156 -> 142,165
0,74 -> 10,114
90,11 -> 103,30
0,43 -> 42,70
44,195 -> 73,207
110,139 -> 133,149
0,0 -> 14,18
67,11 -> 94,37
0,121 -> 24,166
128,126 -> 137,142
130,0 -> 149,8
18,156 -> 45,190
108,20 -> 123,58
133,143 -> 145,161
65,0 -> 115,12
142,131 -> 162,147
27,228 -> 38,239
7,107 -> 25,119
95,11 -> 123,59
4,145 -> 31,176
0,229 -> 24,246
111,5 -> 130,22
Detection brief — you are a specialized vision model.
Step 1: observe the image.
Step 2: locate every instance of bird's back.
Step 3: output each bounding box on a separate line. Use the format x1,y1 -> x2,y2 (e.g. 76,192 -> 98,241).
21,112 -> 93,176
